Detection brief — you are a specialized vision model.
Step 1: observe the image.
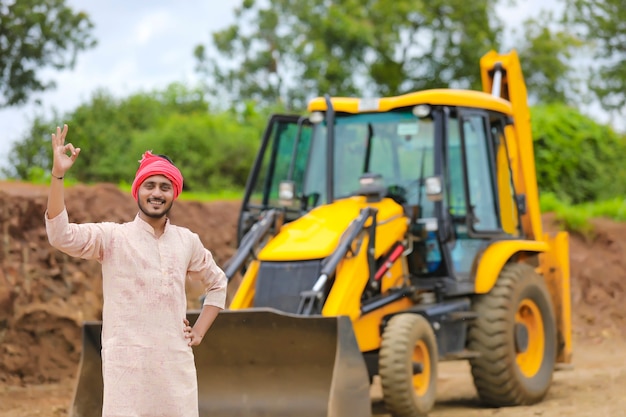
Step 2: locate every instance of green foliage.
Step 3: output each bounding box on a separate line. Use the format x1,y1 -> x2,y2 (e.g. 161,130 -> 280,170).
24,166 -> 48,183
516,14 -> 583,104
198,0 -> 503,109
538,191 -> 563,214
540,192 -> 626,237
1,114 -> 57,179
66,84 -> 209,184
531,103 -> 626,204
566,0 -> 626,114
586,198 -> 626,222
0,0 -> 96,107
178,189 -> 243,202
2,83 -> 274,193
129,108 -> 267,191
558,209 -> 594,237
540,192 -> 594,236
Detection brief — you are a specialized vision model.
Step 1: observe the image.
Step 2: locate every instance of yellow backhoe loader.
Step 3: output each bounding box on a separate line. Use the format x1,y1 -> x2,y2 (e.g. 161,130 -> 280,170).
70,49 -> 571,417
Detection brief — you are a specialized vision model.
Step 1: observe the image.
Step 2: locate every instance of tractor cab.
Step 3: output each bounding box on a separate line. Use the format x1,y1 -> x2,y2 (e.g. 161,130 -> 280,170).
238,91 -> 525,297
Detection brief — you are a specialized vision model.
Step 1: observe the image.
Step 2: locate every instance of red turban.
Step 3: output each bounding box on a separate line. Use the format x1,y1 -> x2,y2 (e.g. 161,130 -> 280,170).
131,151 -> 184,201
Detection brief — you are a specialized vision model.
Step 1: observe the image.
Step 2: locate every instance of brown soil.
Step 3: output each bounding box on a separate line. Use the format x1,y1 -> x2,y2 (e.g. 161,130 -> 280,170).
0,181 -> 625,416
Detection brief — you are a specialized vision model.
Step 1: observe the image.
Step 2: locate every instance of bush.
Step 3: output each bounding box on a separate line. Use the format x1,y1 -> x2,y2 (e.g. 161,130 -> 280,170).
531,103 -> 626,204
2,84 -> 281,192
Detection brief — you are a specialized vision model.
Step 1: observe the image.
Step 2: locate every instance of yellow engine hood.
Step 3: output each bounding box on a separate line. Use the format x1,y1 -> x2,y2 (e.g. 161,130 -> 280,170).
259,196 -> 408,261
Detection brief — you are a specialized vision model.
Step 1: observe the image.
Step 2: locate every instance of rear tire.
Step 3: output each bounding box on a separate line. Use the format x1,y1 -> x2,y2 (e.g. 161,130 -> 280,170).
468,263 -> 557,406
379,313 -> 438,417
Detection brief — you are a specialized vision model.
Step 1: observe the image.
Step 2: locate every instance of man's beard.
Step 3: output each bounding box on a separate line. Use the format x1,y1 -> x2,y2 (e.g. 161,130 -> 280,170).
138,198 -> 173,219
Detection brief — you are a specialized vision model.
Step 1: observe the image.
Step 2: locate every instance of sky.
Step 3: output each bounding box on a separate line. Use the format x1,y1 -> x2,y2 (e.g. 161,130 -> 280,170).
0,0 -> 566,169
0,0 -> 239,165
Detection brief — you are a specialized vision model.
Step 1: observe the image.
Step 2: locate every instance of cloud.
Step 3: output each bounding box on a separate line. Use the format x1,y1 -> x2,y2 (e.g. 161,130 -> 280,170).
0,0 -> 235,164
134,10 -> 175,46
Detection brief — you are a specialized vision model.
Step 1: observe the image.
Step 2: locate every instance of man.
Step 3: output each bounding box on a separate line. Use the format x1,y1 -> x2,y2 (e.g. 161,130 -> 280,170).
46,124 -> 227,417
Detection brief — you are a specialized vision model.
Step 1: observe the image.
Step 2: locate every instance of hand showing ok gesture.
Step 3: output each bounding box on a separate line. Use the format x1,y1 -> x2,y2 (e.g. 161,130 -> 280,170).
51,124 -> 81,178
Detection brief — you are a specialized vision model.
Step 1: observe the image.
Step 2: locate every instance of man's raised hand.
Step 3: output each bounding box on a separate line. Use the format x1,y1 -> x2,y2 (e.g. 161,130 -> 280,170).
51,124 -> 81,177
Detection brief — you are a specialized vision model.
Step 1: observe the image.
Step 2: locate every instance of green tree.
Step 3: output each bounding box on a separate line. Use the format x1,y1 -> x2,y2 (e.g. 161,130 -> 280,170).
0,0 -> 96,107
196,0 -> 503,109
566,0 -> 626,115
2,83 -> 272,191
59,84 -> 211,184
1,113 -> 57,180
515,13 -> 583,104
531,103 -> 626,204
2,84 -> 209,181
130,109 -> 267,191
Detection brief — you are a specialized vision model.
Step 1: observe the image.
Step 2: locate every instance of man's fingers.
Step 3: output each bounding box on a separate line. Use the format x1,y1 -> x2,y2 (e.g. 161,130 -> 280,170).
183,321 -> 193,340
66,144 -> 80,159
58,125 -> 67,142
51,125 -> 69,147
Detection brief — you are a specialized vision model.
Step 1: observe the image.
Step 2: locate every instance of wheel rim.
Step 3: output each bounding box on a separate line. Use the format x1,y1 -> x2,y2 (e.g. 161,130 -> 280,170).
515,298 -> 545,377
412,340 -> 431,396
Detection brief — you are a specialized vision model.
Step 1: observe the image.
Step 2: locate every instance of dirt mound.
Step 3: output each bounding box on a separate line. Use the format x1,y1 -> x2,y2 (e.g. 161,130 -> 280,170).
0,181 -> 624,385
567,218 -> 626,340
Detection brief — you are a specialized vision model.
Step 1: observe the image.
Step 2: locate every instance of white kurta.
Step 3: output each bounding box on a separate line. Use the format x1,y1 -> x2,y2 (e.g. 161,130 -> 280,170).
46,209 -> 227,417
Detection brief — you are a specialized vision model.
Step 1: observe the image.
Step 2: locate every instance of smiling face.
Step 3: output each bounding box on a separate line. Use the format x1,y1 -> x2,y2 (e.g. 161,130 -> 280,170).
137,174 -> 174,220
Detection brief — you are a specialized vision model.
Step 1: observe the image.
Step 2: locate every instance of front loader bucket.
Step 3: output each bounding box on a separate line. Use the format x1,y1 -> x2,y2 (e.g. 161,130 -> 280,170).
193,308 -> 371,417
70,321 -> 103,417
69,309 -> 371,417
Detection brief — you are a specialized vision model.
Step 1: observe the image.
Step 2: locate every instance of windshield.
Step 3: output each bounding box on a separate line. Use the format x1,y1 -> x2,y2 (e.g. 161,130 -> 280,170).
245,111 -> 437,218
304,111 -> 436,210
247,117 -> 312,209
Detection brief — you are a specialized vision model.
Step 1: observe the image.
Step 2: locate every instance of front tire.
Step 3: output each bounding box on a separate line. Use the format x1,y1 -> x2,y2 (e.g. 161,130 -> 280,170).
468,263 -> 557,406
379,313 -> 438,417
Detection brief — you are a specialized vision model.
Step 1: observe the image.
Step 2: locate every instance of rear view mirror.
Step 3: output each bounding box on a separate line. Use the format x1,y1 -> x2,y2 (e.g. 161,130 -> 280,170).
425,176 -> 443,202
279,180 -> 296,206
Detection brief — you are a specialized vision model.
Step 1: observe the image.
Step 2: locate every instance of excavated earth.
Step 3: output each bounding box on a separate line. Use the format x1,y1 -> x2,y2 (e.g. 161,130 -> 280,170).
0,181 -> 624,417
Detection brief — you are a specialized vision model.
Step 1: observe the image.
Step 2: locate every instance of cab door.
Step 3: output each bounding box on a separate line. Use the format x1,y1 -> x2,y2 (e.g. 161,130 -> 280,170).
445,110 -> 519,280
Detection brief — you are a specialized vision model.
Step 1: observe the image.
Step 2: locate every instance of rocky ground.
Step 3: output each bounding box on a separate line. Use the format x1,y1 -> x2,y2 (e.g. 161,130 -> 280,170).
0,181 -> 624,416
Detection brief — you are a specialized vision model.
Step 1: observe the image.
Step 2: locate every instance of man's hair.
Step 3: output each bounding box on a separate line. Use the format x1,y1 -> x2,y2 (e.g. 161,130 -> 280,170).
156,154 -> 174,164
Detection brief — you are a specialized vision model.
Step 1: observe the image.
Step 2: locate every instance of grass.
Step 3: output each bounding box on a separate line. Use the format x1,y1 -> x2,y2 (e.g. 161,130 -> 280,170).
178,189 -> 242,202
540,192 -> 626,236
